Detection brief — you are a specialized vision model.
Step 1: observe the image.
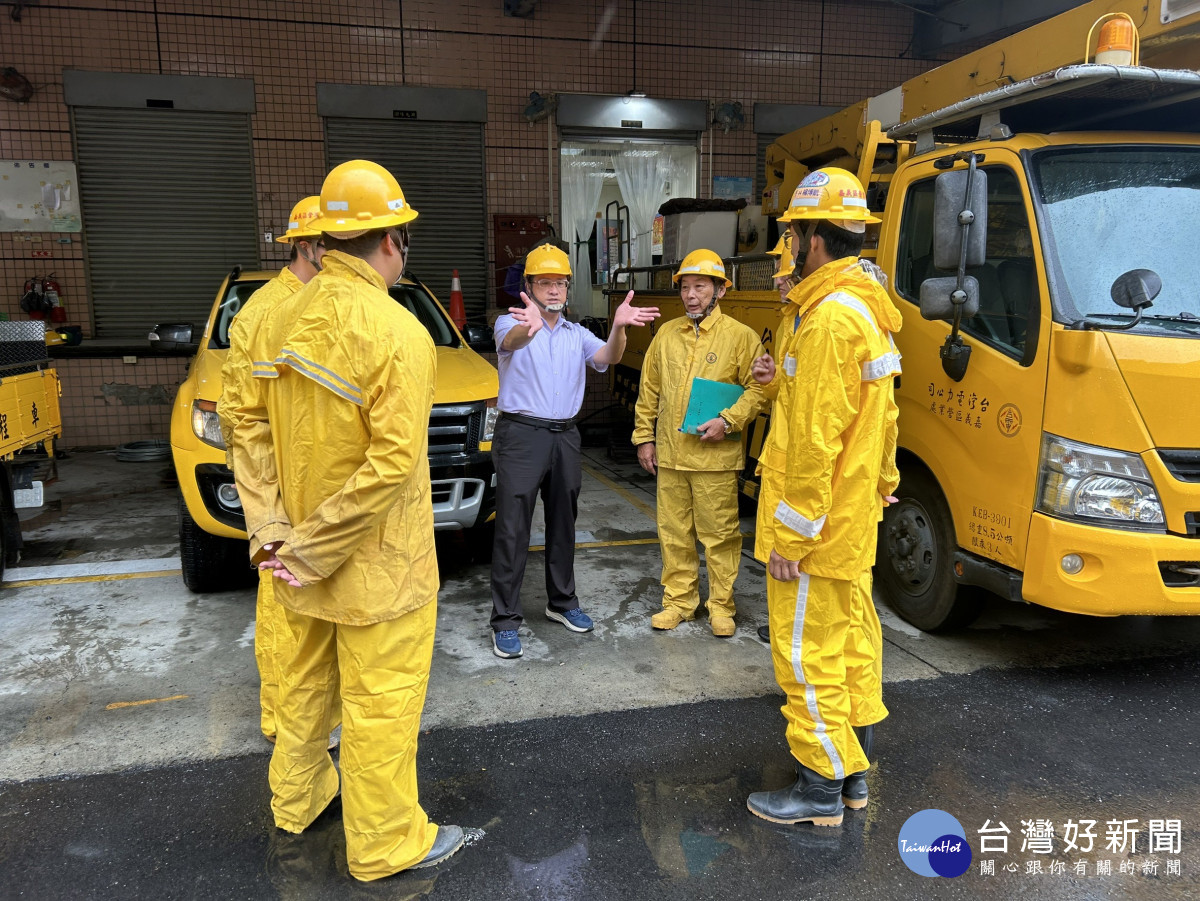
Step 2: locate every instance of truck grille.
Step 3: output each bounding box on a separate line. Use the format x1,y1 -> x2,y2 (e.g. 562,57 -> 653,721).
428,402 -> 484,458
1159,449 -> 1200,483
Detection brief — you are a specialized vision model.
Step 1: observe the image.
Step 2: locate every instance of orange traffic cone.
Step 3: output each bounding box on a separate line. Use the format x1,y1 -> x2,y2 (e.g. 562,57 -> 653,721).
449,270 -> 467,329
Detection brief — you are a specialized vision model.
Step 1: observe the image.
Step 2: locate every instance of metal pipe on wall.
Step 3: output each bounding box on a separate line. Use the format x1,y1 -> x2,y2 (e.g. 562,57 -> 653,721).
547,114 -> 555,231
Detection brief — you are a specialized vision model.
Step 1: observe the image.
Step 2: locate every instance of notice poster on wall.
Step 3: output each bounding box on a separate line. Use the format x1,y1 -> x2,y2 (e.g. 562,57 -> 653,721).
0,161 -> 82,232
712,175 -> 754,203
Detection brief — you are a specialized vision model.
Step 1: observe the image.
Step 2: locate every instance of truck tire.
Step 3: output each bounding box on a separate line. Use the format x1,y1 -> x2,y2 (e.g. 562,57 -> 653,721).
179,495 -> 256,593
875,467 -> 983,632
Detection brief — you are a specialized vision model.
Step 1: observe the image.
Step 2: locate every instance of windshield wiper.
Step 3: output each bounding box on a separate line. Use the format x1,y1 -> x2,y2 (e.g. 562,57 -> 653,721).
1142,312 -> 1200,323
1078,312 -> 1200,328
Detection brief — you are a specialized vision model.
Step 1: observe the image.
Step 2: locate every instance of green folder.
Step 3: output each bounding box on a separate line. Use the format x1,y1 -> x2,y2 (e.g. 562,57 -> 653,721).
680,377 -> 743,439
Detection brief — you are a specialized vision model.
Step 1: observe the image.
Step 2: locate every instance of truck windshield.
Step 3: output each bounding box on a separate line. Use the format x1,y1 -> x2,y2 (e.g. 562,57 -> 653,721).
214,280 -> 461,349
1032,147 -> 1200,333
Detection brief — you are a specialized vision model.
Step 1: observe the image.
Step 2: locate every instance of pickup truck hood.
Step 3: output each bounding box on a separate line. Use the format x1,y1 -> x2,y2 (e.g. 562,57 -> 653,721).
194,344 -> 497,406
1106,331 -> 1200,449
434,346 -> 498,405
192,346 -> 227,402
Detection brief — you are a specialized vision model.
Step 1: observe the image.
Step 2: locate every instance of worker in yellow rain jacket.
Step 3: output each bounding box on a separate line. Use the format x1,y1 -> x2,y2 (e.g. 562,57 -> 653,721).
218,195 -> 341,747
633,249 -> 767,636
249,160 -> 465,880
746,167 -> 902,826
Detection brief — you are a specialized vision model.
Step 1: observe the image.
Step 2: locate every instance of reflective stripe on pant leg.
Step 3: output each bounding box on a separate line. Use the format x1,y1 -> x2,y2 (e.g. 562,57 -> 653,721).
657,467 -> 700,616
269,606 -> 341,833
766,571 -> 869,780
845,568 -> 888,727
255,569 -> 279,739
339,600 -> 437,881
692,469 -> 742,618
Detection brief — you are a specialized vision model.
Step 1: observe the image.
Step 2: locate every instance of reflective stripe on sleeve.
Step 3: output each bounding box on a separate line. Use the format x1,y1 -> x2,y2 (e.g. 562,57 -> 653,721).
774,500 -> 826,538
276,349 -> 364,405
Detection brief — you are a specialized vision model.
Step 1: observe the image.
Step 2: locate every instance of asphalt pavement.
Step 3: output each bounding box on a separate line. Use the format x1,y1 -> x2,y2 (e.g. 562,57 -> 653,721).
2,449 -> 1199,899
4,652 -> 1199,900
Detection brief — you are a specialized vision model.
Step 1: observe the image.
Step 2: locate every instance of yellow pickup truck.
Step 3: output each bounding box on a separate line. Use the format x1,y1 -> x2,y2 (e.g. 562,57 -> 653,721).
0,322 -> 63,579
153,268 -> 500,592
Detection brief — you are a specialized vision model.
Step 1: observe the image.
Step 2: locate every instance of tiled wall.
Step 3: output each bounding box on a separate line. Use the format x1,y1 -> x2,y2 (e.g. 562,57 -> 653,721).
1,0 -> 942,446
54,355 -> 187,449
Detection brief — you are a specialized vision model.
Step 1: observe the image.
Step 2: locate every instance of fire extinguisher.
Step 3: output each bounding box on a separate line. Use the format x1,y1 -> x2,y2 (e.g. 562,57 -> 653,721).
19,274 -> 48,320
43,273 -> 66,323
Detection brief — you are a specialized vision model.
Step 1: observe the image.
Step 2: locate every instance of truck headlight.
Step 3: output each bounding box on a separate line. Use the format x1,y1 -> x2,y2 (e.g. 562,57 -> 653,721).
482,400 -> 499,442
1036,434 -> 1164,531
191,399 -> 226,450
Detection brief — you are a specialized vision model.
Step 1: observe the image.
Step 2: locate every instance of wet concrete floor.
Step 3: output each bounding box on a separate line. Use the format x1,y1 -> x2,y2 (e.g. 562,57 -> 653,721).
2,449 -> 1200,898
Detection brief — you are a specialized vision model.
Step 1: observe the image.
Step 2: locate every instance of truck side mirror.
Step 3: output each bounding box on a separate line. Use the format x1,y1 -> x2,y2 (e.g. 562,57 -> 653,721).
1110,268 -> 1160,310
919,275 -> 980,321
148,323 -> 197,353
933,168 -> 987,270
462,324 -> 495,353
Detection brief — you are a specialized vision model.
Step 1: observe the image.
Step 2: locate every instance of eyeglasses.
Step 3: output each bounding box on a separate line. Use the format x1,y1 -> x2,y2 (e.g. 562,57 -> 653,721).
533,279 -> 569,290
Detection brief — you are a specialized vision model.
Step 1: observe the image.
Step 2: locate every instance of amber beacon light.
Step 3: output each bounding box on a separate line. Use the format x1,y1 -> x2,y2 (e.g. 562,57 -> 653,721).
1087,13 -> 1139,67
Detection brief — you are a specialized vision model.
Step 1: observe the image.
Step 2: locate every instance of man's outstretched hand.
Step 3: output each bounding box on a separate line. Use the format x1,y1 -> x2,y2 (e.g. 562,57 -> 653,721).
509,292 -> 545,337
611,291 -> 659,329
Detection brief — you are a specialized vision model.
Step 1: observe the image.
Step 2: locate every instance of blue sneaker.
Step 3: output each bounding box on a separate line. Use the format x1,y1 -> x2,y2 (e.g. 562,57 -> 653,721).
545,606 -> 594,633
492,629 -> 522,658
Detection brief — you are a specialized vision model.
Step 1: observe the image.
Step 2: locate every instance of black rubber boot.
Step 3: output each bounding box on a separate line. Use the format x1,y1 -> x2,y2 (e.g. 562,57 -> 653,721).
747,764 -> 844,826
757,624 -> 770,643
842,724 -> 874,810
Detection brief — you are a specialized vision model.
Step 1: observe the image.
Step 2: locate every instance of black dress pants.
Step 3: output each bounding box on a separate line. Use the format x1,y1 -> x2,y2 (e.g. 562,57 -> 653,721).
489,416 -> 582,632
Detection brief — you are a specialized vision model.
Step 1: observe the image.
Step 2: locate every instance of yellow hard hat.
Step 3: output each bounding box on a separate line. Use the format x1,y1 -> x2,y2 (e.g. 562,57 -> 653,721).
314,160 -> 418,238
524,244 -> 572,278
275,195 -> 322,244
778,167 -> 882,232
672,249 -> 731,287
770,233 -> 794,279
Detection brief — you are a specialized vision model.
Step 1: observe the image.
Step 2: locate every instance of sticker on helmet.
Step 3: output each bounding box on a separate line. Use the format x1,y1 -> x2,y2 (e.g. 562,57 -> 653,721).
800,171 -> 830,187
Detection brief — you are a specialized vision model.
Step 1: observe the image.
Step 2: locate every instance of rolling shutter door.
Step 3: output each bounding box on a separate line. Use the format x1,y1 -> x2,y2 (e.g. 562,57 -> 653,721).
72,107 -> 258,338
324,118 -> 487,319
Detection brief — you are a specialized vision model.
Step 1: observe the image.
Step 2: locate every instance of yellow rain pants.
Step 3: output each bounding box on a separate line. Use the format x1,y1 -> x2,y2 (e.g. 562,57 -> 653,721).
252,571 -> 340,741
657,467 -> 742,618
847,568 -> 887,728
765,567 -> 870,779
270,600 -> 438,881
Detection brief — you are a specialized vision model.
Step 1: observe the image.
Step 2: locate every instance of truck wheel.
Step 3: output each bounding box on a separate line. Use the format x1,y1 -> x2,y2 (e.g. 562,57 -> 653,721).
179,496 -> 256,593
875,468 -> 983,632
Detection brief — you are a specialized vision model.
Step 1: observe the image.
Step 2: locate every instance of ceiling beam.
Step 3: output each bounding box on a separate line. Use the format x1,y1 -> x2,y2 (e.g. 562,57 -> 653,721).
912,0 -> 1088,58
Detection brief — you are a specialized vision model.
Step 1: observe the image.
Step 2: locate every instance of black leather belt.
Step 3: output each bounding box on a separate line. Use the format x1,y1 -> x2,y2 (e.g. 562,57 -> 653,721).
501,411 -> 577,432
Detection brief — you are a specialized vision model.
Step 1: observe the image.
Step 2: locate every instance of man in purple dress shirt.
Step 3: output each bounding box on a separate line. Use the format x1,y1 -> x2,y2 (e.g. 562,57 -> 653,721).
489,243 -> 659,658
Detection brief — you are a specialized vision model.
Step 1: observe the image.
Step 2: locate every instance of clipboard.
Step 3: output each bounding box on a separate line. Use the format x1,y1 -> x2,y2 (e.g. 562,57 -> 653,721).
680,377 -> 743,439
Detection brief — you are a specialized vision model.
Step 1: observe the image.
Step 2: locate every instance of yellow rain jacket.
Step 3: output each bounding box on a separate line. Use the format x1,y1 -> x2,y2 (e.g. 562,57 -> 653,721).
224,267 -> 324,559
219,265 -> 303,469
756,257 -> 902,579
218,265 -> 305,739
253,251 -> 439,625
632,305 -> 767,470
